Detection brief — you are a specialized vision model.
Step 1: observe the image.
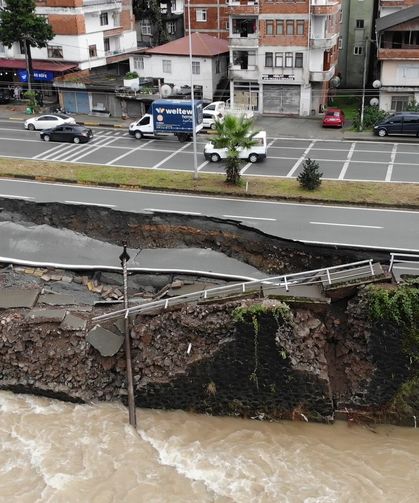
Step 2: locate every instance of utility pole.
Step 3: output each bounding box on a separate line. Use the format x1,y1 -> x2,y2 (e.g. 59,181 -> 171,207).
23,38 -> 31,91
359,38 -> 369,132
119,242 -> 137,428
187,2 -> 199,180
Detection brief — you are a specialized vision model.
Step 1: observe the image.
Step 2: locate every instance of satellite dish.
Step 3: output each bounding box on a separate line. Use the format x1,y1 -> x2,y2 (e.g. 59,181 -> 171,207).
372,80 -> 381,89
330,76 -> 341,88
173,86 -> 182,95
160,84 -> 172,97
370,98 -> 379,106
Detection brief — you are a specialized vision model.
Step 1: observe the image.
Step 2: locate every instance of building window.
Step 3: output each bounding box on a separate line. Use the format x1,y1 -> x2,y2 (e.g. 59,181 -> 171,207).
286,20 -> 294,35
133,56 -> 144,71
356,19 -> 364,29
100,12 -> 108,26
296,20 -> 304,35
391,95 -> 410,112
104,38 -> 110,52
141,20 -> 152,35
171,0 -> 177,11
275,52 -> 283,68
338,36 -> 343,49
48,45 -> 63,58
216,58 -> 220,74
265,52 -> 273,67
285,52 -> 293,67
162,59 -> 172,73
196,9 -> 207,22
276,20 -> 284,35
353,45 -> 363,55
192,61 -> 200,74
167,21 -> 176,35
89,45 -> 97,58
266,20 -> 274,36
295,52 -> 303,68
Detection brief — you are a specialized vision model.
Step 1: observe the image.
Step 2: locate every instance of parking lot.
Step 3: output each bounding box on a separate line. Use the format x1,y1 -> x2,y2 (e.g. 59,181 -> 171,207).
0,122 -> 419,183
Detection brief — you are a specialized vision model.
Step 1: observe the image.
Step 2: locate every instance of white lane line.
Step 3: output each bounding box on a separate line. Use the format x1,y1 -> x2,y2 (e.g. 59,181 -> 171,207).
0,194 -> 34,200
68,137 -> 121,163
37,143 -> 76,160
152,143 -> 190,169
302,240 -> 419,253
197,160 -> 209,171
32,143 -> 65,159
240,139 -> 276,176
223,214 -> 277,221
64,200 -> 116,208
385,143 -> 398,182
286,140 -> 316,177
310,221 -> 383,229
143,208 -> 201,215
338,142 -> 356,180
106,139 -> 155,165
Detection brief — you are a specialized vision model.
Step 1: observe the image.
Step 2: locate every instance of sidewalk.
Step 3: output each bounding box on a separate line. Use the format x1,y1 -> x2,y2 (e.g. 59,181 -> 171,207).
0,102 -> 411,142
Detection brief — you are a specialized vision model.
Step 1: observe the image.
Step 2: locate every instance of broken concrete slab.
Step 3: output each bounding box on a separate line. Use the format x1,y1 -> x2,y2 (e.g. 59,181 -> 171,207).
25,308 -> 67,323
0,287 -> 40,309
86,324 -> 124,356
60,312 -> 87,331
38,293 -> 78,306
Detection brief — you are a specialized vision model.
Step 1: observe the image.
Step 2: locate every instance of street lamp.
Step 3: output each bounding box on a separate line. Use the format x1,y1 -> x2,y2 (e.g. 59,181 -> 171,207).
359,38 -> 370,132
187,1 -> 199,180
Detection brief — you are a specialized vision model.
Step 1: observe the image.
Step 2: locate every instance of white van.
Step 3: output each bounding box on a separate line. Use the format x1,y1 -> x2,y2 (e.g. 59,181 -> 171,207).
203,130 -> 267,163
203,101 -> 226,115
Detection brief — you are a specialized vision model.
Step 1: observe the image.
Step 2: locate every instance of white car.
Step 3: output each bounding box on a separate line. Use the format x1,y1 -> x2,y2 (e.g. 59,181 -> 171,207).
204,130 -> 267,163
202,111 -> 224,130
24,114 -> 76,131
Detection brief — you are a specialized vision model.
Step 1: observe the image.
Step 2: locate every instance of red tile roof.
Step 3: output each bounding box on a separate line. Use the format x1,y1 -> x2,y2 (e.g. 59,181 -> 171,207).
0,58 -> 78,72
145,33 -> 229,57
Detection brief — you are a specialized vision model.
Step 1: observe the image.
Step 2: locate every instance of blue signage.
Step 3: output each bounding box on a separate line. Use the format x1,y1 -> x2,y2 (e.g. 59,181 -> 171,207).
17,69 -> 54,82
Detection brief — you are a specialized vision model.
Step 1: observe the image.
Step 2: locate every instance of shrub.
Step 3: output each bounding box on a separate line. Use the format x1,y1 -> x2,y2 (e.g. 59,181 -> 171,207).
23,90 -> 40,113
297,158 -> 323,191
124,71 -> 139,79
352,105 -> 390,131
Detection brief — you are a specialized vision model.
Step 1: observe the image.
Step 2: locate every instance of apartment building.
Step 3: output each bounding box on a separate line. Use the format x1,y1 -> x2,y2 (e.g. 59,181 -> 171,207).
376,1 -> 419,112
338,0 -> 375,89
0,0 -> 137,79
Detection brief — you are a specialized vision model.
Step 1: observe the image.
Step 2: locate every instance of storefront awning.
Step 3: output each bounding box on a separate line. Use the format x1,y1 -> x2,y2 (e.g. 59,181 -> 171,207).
0,58 -> 78,73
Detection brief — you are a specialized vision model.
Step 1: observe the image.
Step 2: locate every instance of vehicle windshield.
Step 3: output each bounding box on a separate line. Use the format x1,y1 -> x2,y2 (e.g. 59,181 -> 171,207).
326,111 -> 339,117
57,114 -> 71,119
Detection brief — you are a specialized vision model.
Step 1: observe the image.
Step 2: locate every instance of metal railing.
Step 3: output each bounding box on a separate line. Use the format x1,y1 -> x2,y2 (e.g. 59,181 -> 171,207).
389,253 -> 419,272
92,259 -> 379,323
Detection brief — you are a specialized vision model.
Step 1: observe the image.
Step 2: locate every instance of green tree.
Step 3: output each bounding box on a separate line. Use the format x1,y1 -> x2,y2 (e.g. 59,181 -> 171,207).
212,114 -> 259,185
297,158 -> 323,191
133,0 -> 169,46
0,0 -> 54,89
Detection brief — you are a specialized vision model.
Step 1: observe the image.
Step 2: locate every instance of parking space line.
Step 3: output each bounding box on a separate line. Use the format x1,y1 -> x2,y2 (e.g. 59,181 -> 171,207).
32,142 -> 67,159
385,143 -> 398,182
197,160 -> 209,171
286,140 -> 316,177
338,142 -> 356,180
152,143 -> 190,169
37,143 -> 76,160
106,139 -> 155,165
53,136 -> 113,162
68,137 -> 122,163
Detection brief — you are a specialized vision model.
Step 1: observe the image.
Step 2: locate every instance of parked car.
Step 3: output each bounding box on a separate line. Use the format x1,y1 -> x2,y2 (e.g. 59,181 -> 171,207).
203,101 -> 226,115
202,111 -> 224,130
24,114 -> 76,131
322,108 -> 345,128
40,124 -> 93,143
374,112 -> 419,137
204,131 -> 267,163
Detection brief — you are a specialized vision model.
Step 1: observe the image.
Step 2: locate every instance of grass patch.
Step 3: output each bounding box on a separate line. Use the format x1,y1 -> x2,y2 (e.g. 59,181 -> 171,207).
328,96 -> 360,121
0,157 -> 418,208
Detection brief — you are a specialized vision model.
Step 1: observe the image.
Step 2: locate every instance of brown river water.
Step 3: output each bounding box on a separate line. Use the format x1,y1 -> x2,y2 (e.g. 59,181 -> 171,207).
0,391 -> 418,503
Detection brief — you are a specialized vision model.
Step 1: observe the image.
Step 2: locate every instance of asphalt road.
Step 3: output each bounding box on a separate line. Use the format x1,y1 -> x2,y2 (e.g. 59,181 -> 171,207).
1,119 -> 419,183
1,178 -> 418,253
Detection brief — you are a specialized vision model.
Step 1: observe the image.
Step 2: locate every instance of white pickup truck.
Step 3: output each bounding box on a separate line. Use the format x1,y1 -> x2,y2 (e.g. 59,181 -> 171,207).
203,131 -> 267,163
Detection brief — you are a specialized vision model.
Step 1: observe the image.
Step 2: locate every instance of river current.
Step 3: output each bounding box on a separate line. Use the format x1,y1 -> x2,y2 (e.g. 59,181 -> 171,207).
0,390 -> 418,503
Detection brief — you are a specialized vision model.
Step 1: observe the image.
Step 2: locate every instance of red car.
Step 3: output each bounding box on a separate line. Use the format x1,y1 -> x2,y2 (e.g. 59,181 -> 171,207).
322,108 -> 345,128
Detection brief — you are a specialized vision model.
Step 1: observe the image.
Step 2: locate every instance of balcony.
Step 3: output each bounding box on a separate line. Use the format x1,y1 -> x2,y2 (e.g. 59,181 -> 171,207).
229,34 -> 259,48
83,0 -> 121,12
229,64 -> 259,80
310,66 -> 335,82
310,0 -> 341,16
310,33 -> 339,50
227,0 -> 259,15
378,48 -> 419,60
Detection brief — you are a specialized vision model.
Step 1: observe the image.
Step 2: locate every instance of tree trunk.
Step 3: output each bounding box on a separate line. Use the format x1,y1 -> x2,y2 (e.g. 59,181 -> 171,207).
26,40 -> 33,90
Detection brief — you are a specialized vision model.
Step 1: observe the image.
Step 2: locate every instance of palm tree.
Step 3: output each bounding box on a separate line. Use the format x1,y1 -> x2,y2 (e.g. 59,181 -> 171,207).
212,114 -> 259,185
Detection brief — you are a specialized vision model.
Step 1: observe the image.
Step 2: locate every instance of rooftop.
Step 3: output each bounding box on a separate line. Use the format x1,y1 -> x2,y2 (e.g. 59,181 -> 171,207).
144,33 -> 229,57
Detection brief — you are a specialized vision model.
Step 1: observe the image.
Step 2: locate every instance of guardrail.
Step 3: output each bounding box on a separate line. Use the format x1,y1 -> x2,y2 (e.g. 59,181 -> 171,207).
389,253 -> 419,272
92,259 -> 379,323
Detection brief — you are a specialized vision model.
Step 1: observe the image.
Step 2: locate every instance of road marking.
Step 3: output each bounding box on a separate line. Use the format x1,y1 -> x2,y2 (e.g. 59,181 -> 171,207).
37,143 -> 76,160
385,143 -> 398,182
338,142 -> 356,180
197,160 -> 209,171
286,140 -> 316,177
64,200 -> 116,208
152,143 -> 190,169
32,142 -> 68,159
106,139 -> 155,165
68,137 -> 121,163
223,214 -> 276,221
0,194 -> 34,200
310,221 -> 383,229
301,240 -> 419,253
240,139 -> 276,176
143,208 -> 202,215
